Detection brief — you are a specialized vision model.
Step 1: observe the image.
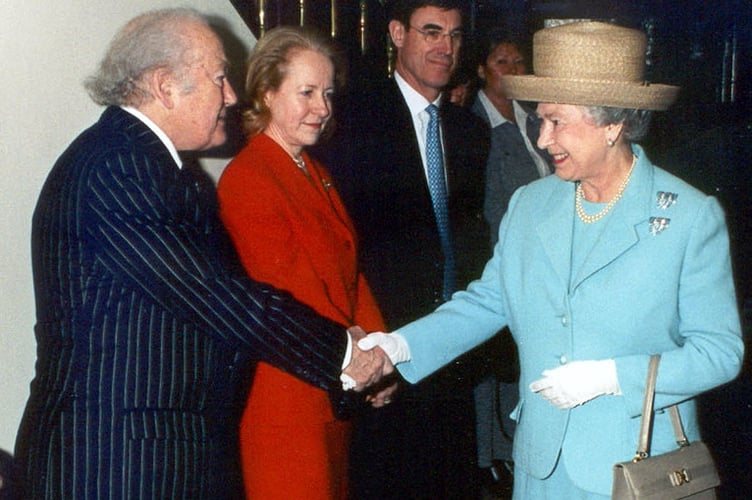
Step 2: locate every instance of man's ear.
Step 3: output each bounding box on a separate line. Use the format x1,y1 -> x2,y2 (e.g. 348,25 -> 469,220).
149,67 -> 177,109
388,20 -> 405,49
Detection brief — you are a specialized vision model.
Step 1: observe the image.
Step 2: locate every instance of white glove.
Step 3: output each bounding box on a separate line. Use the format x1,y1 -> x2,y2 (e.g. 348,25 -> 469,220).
357,332 -> 411,365
529,359 -> 621,409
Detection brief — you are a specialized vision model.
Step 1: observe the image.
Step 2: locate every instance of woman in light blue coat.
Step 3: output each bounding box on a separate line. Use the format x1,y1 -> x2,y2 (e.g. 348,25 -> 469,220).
361,21 -> 744,498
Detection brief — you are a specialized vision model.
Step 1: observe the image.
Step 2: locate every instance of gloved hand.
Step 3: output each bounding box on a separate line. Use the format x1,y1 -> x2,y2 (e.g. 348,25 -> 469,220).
529,359 -> 621,409
357,332 -> 411,365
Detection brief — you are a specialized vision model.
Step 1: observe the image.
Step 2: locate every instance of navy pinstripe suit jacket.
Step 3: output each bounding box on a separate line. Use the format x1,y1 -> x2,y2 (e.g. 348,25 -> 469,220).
15,107 -> 348,499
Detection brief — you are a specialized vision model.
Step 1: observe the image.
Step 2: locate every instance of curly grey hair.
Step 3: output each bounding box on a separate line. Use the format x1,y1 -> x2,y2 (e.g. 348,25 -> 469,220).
583,106 -> 653,142
85,8 -> 208,107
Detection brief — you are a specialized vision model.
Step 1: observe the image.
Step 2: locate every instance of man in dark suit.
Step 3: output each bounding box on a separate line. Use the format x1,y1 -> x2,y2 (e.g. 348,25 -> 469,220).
315,1 -> 491,497
14,9 -> 390,499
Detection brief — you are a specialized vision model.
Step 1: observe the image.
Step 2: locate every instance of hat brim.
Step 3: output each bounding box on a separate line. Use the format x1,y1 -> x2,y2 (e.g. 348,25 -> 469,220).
501,75 -> 680,111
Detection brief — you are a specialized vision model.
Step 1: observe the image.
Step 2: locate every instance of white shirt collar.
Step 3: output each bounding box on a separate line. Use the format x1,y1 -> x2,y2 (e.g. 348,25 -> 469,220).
394,70 -> 442,116
477,89 -> 510,129
121,106 -> 183,168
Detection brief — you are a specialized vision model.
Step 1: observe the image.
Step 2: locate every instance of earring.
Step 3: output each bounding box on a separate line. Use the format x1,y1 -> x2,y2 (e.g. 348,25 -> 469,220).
607,138 -> 615,147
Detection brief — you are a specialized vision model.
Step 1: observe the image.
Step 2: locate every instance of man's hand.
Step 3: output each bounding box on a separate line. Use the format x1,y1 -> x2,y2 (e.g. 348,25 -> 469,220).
366,381 -> 399,408
342,326 -> 395,392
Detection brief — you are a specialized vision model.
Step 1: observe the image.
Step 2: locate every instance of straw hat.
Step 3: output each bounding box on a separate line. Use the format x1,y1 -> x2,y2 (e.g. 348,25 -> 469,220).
501,21 -> 679,110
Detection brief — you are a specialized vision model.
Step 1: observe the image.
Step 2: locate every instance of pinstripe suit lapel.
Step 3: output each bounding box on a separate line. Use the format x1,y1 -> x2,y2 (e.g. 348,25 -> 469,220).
108,107 -> 176,164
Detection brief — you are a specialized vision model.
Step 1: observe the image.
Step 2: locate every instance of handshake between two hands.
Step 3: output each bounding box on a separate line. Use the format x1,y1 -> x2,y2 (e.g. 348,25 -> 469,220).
342,327 -> 621,411
340,327 -> 410,406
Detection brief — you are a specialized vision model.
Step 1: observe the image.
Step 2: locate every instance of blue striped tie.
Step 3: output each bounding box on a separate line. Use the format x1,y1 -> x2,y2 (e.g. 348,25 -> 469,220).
426,104 -> 456,300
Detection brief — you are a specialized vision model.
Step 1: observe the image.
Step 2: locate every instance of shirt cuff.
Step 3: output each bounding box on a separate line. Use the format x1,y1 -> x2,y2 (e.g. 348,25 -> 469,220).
340,330 -> 356,390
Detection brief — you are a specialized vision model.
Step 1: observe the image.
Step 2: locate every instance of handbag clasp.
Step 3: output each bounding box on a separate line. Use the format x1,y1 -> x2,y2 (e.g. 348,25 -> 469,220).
669,468 -> 692,486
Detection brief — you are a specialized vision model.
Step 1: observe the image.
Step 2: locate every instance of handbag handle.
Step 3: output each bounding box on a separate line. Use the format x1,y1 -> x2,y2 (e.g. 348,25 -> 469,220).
633,354 -> 690,462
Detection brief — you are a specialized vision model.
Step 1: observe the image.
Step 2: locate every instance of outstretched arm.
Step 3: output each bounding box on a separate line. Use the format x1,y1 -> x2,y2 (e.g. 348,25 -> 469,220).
83,151 -> 353,391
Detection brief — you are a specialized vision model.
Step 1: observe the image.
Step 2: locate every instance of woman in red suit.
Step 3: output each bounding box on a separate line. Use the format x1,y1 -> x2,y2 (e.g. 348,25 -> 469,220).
217,26 -> 386,499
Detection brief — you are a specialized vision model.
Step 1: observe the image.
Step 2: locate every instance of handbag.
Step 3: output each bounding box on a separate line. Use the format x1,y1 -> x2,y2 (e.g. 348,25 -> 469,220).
612,355 -> 720,499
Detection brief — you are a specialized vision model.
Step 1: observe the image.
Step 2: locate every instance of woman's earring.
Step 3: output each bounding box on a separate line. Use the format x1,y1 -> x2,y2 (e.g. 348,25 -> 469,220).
607,138 -> 615,147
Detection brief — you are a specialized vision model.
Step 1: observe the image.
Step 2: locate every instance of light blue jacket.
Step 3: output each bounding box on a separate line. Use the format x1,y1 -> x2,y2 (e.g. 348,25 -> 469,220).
396,145 -> 744,494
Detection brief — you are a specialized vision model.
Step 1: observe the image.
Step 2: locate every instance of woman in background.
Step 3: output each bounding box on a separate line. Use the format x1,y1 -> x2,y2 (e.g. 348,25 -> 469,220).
217,26 -> 385,499
472,30 -> 551,243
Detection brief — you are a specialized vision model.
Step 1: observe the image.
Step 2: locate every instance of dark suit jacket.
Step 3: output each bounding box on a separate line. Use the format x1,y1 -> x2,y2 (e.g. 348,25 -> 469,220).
313,77 -> 491,499
319,78 -> 490,333
15,107 -> 348,499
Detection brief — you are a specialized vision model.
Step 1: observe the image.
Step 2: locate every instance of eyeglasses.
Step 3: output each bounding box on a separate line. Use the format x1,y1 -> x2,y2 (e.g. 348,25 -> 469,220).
409,25 -> 463,46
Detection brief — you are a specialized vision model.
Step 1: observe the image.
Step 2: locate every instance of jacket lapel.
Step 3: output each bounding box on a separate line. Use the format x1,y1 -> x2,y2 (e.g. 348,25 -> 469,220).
536,180 -> 577,290
535,147 -> 655,292
570,210 -> 640,290
570,148 -> 654,290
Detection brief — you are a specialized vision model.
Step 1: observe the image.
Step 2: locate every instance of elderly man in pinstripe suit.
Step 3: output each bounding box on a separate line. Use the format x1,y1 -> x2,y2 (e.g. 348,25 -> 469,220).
13,9 -> 391,499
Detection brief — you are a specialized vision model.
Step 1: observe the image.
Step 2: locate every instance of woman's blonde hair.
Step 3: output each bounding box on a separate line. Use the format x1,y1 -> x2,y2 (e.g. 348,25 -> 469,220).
242,25 -> 346,137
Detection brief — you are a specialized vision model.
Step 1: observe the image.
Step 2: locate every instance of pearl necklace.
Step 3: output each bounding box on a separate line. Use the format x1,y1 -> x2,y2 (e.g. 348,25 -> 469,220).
575,155 -> 636,224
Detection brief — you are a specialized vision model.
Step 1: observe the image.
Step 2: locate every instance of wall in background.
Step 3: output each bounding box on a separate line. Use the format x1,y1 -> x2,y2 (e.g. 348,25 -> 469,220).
0,0 -> 255,453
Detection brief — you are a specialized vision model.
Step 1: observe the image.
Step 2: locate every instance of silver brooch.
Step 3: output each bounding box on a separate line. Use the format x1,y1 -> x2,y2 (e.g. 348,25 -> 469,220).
649,217 -> 670,235
656,191 -> 678,210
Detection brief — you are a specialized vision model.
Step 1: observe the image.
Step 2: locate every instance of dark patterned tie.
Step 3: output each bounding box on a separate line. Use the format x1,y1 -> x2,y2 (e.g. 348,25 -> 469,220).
426,104 -> 455,300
